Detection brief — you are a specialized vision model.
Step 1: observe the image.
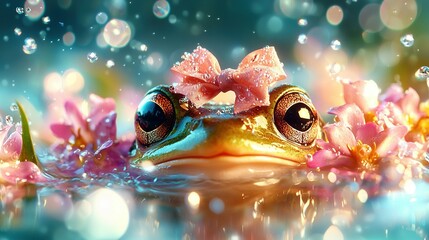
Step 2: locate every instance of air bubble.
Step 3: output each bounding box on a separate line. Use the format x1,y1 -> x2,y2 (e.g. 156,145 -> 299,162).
415,66 -> 429,81
10,103 -> 18,112
14,28 -> 22,36
42,16 -> 50,24
153,0 -> 170,19
96,12 -> 108,24
400,34 -> 414,47
5,115 -> 13,126
106,60 -> 115,68
297,34 -> 307,44
16,7 -> 25,14
298,18 -> 308,26
330,39 -> 341,50
22,37 -> 37,54
87,52 -> 98,63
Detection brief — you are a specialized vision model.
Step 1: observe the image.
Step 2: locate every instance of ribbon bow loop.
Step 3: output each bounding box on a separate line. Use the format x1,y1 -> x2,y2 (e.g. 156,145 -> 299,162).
171,46 -> 287,113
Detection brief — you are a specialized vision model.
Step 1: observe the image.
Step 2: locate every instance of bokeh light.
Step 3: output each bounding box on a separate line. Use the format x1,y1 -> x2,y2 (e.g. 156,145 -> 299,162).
326,5 -> 343,26
24,0 -> 45,20
103,19 -> 132,48
380,0 -> 417,30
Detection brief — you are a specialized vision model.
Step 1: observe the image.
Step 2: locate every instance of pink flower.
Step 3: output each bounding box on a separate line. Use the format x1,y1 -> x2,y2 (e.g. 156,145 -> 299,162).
308,104 -> 407,171
342,79 -> 380,113
49,94 -> 132,177
0,119 -> 46,184
0,123 -> 22,161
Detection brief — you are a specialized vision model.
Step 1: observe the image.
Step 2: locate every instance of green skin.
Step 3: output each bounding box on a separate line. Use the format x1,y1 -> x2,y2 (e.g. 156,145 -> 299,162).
131,84 -> 322,176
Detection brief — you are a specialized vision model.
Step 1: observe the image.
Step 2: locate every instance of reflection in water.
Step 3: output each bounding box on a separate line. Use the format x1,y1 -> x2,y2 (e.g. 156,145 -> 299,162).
1,166 -> 428,239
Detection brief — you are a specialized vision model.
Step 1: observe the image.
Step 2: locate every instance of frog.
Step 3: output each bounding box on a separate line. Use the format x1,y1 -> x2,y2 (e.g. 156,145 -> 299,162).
130,83 -> 323,178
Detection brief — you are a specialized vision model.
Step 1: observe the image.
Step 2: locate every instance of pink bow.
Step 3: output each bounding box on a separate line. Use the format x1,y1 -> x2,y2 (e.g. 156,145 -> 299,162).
171,46 -> 287,113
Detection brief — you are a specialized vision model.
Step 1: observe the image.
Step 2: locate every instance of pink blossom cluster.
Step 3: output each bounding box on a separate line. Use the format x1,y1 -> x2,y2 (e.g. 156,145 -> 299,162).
0,119 -> 45,184
308,79 -> 428,179
48,94 -> 133,177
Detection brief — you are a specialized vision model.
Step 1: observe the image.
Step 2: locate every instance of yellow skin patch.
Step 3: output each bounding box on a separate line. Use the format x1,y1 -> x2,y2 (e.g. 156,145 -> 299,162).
131,84 -> 323,178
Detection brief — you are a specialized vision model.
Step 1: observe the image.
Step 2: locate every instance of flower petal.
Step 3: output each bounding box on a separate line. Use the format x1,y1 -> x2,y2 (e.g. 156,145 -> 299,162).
89,94 -> 116,128
324,123 -> 356,155
379,83 -> 403,102
355,122 -> 378,144
398,87 -> 421,121
328,103 -> 365,133
1,130 -> 22,160
308,149 -> 354,169
374,125 -> 407,157
94,112 -> 117,144
50,123 -> 73,141
342,79 -> 380,113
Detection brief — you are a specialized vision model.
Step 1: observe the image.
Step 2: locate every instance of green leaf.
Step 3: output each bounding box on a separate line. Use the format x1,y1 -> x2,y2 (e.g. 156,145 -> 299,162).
17,101 -> 40,166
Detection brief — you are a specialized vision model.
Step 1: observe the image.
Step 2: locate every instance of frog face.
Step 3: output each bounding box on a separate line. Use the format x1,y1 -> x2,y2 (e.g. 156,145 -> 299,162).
131,84 -> 322,177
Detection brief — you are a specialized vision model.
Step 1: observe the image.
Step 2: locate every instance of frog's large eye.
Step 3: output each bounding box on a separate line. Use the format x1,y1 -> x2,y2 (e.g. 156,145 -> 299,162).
274,92 -> 319,146
135,91 -> 175,146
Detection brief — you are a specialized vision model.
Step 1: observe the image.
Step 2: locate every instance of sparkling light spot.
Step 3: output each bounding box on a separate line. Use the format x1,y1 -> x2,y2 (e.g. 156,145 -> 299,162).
103,19 -> 132,48
140,160 -> 155,172
328,172 -> 337,183
186,192 -> 200,210
22,37 -> 37,54
14,28 -> 22,36
330,39 -> 341,50
380,0 -> 417,30
357,189 -> 368,203
153,0 -> 170,19
323,225 -> 344,240
65,188 -> 129,240
42,16 -> 50,24
326,5 -> 343,25
298,18 -> 308,26
106,60 -> 115,68
87,52 -> 98,63
297,34 -> 307,44
400,34 -> 414,47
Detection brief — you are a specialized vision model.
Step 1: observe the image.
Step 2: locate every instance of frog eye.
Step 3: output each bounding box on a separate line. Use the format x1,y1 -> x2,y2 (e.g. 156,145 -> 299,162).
135,91 -> 175,146
274,92 -> 319,146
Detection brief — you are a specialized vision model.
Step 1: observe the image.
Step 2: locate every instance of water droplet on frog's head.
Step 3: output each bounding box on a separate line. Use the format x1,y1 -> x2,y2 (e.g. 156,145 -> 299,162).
5,115 -> 13,126
415,66 -> 429,81
153,0 -> 170,19
22,38 -> 37,54
10,103 -> 18,112
87,52 -> 98,63
297,34 -> 307,44
400,34 -> 414,47
330,39 -> 341,50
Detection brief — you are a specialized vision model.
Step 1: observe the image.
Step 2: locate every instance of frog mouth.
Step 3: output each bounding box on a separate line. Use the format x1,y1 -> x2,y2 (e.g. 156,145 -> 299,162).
142,154 -> 304,177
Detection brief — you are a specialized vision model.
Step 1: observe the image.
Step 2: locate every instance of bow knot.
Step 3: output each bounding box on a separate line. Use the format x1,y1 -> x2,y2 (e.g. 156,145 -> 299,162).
171,46 -> 287,113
